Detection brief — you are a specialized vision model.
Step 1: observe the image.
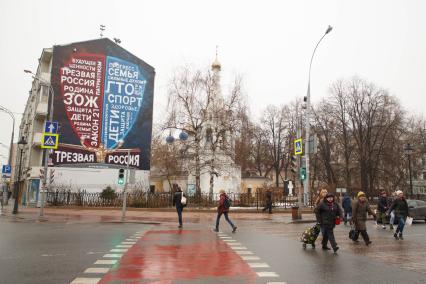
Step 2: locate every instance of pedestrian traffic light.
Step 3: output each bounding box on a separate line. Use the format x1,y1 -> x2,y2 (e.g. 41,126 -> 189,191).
290,156 -> 297,173
118,168 -> 125,185
300,167 -> 306,181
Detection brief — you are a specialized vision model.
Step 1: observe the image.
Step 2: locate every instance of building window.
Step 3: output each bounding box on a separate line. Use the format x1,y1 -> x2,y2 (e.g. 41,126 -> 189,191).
247,188 -> 252,195
423,172 -> 426,180
150,185 -> 155,193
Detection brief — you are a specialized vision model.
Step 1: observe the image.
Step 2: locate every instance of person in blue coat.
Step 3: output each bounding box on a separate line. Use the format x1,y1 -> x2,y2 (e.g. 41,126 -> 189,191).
341,193 -> 352,225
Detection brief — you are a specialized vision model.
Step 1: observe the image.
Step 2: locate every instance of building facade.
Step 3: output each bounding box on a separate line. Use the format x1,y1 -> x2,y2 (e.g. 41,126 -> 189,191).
16,38 -> 155,206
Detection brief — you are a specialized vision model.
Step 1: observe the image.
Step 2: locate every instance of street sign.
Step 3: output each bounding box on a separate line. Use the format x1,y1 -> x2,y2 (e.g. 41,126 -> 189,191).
41,133 -> 59,149
1,165 -> 11,178
294,138 -> 303,155
44,121 -> 58,134
336,188 -> 347,193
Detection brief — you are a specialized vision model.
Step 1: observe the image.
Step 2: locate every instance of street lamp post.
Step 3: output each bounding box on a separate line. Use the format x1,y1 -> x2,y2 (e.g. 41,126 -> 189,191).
12,136 -> 27,214
24,70 -> 54,218
166,130 -> 189,192
303,25 -> 333,206
404,143 -> 414,197
0,105 -> 15,167
0,105 -> 15,206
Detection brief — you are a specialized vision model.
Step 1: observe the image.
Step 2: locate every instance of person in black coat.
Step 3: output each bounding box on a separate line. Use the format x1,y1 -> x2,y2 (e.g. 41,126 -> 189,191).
377,191 -> 390,229
262,189 -> 273,214
315,193 -> 342,253
172,186 -> 186,228
387,190 -> 409,240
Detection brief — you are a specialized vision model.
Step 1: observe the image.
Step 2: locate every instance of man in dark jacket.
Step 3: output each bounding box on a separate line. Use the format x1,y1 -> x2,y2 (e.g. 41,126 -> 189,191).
262,189 -> 273,214
377,191 -> 390,229
172,186 -> 186,228
341,193 -> 352,225
387,190 -> 409,240
315,193 -> 342,253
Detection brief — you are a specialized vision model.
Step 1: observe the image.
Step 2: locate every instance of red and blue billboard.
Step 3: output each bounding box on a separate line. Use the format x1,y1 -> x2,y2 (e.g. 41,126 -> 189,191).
50,38 -> 155,170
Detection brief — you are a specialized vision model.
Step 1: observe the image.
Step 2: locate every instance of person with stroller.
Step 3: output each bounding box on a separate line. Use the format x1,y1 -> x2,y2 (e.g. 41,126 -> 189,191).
352,191 -> 376,246
341,193 -> 352,225
387,190 -> 409,240
315,192 -> 342,253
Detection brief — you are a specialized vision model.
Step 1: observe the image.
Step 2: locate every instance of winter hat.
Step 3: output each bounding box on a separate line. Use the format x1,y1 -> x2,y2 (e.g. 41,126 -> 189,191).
325,193 -> 334,198
357,191 -> 366,198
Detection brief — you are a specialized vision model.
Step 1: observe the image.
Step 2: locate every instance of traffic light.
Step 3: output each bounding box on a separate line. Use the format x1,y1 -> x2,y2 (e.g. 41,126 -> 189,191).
300,167 -> 306,181
118,168 -> 125,185
290,156 -> 297,174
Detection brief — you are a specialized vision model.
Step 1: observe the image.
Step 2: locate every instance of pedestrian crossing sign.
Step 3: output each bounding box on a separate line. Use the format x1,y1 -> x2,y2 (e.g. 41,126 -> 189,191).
41,133 -> 59,149
294,138 -> 303,155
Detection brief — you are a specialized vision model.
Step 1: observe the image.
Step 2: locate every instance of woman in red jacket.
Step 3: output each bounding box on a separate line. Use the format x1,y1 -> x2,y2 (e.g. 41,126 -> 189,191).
214,190 -> 237,233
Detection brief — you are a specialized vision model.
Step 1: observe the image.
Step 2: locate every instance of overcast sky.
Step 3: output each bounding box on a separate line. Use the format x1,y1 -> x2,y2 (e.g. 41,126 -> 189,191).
1,0 -> 425,164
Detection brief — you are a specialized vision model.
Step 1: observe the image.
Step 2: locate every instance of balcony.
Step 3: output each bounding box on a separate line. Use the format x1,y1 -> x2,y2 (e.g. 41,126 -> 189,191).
33,132 -> 43,147
35,101 -> 48,117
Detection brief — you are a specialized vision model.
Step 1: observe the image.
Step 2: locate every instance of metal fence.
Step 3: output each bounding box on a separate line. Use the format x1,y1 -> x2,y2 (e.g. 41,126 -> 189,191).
46,190 -> 300,209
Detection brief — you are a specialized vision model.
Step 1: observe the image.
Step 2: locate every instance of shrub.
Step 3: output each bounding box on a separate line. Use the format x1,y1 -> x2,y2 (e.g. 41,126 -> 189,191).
101,186 -> 117,200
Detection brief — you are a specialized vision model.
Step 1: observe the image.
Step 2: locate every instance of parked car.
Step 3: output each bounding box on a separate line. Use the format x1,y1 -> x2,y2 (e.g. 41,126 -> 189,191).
408,199 -> 426,222
376,199 -> 426,224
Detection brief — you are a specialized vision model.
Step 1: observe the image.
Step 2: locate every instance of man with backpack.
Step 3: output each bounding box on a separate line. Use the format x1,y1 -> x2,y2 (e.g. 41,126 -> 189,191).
214,189 -> 237,233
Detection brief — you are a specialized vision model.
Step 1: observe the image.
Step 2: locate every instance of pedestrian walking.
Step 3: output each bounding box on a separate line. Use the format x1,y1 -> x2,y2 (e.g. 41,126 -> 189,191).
314,193 -> 342,253
389,191 -> 397,230
377,191 -> 390,229
172,186 -> 186,228
314,188 -> 328,243
214,189 -> 237,233
352,191 -> 377,246
341,192 -> 352,225
387,190 -> 409,240
262,188 -> 273,214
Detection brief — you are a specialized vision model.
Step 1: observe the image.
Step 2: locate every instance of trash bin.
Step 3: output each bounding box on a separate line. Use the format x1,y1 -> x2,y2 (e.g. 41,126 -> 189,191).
292,206 -> 300,220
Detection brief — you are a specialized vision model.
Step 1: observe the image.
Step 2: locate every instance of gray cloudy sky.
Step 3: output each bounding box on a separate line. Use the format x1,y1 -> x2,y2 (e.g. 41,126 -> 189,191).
1,0 -> 425,164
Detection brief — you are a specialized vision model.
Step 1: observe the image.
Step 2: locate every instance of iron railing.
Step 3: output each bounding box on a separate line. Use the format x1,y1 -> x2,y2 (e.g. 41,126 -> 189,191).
46,190 -> 300,209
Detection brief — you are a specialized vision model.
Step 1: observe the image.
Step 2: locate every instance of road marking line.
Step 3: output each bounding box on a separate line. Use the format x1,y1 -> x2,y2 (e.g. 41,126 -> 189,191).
241,256 -> 261,261
222,239 -> 236,242
103,254 -> 123,258
110,249 -> 128,252
125,238 -> 138,241
230,246 -> 247,250
235,251 -> 253,255
257,272 -> 279,277
121,242 -> 136,245
84,267 -> 110,274
227,242 -> 242,246
267,282 -> 287,284
70,277 -> 101,284
116,245 -> 132,248
219,236 -> 232,239
94,259 -> 117,265
248,262 -> 270,268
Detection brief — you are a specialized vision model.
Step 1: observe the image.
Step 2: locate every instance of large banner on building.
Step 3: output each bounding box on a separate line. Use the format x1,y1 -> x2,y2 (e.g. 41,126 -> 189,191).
50,39 -> 155,170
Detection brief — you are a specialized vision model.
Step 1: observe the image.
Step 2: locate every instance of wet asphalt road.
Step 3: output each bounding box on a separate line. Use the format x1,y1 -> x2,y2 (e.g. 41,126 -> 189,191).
0,217 -> 152,284
0,212 -> 425,284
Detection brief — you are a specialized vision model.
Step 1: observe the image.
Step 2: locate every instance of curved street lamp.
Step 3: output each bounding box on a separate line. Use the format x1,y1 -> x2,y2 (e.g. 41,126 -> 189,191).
303,25 -> 333,206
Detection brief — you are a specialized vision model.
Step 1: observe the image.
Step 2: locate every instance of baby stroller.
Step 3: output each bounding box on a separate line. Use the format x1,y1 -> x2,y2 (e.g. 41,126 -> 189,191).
300,223 -> 321,248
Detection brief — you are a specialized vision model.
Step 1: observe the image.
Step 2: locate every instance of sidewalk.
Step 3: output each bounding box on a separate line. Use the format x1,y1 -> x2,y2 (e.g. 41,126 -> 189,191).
1,205 -> 317,224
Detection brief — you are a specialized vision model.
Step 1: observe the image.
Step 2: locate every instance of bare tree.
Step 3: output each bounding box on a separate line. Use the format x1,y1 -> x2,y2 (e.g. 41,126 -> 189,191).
165,65 -> 243,196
